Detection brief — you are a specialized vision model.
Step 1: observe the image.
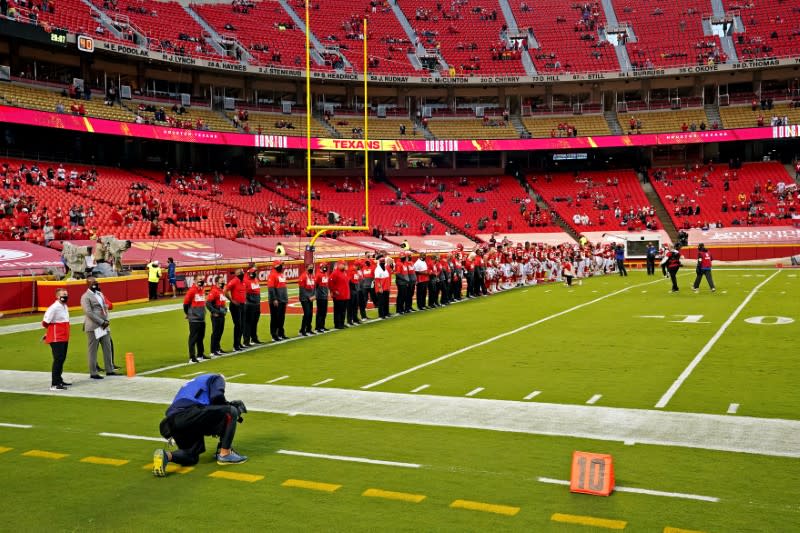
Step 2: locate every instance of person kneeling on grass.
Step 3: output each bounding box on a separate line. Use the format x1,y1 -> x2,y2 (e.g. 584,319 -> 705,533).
153,373 -> 247,476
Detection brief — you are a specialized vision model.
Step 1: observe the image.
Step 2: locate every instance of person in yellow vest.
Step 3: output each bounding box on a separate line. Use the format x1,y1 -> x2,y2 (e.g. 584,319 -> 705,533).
275,242 -> 286,256
401,239 -> 410,251
147,259 -> 162,300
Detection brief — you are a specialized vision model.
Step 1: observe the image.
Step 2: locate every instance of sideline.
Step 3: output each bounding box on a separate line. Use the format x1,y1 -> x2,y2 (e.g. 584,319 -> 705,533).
654,270 -> 781,408
361,276 -> 669,390
0,370 -> 798,459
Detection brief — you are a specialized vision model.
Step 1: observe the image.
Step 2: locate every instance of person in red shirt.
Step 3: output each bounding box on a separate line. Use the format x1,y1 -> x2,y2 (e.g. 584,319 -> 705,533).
298,263 -> 316,336
206,277 -> 229,355
329,261 -> 350,329
562,259 -> 574,286
314,263 -> 331,332
692,243 -> 716,292
359,257 -> 375,318
267,260 -> 289,341
347,261 -> 362,325
243,267 -> 262,346
223,268 -> 246,351
42,288 -> 71,390
183,278 -> 209,363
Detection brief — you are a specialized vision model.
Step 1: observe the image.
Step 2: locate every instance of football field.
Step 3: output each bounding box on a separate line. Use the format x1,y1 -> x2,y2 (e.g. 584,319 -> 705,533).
0,269 -> 798,531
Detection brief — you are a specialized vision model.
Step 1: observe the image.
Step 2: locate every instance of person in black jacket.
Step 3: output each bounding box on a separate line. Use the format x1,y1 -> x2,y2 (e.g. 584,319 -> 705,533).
665,244 -> 683,292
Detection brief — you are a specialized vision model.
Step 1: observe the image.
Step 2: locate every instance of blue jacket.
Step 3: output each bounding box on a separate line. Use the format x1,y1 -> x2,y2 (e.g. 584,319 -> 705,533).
168,262 -> 177,282
166,374 -> 227,417
615,248 -> 625,260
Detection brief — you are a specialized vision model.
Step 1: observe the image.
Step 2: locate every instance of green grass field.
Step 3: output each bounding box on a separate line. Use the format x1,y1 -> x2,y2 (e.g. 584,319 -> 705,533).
1,269 -> 798,531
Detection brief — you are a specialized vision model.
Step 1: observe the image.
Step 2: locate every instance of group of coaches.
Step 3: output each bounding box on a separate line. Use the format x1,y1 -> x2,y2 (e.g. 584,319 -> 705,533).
176,247 -> 495,361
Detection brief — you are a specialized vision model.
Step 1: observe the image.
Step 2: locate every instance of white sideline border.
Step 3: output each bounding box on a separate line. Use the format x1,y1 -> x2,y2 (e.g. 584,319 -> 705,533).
362,277 -> 668,390
655,271 -> 781,409
536,477 -> 719,502
0,422 -> 33,429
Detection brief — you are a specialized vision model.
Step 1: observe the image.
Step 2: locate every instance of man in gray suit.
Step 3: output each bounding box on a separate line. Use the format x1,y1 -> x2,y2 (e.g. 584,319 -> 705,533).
81,277 -> 117,379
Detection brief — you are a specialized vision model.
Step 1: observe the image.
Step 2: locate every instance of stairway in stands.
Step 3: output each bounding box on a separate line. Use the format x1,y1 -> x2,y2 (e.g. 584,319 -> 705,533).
641,180 -> 679,243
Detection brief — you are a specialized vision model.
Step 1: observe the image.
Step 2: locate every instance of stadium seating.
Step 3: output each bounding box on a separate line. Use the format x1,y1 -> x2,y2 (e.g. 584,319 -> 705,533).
0,82 -> 136,123
32,0 -> 128,44
397,0 -> 526,75
328,115 -> 424,140
649,161 -> 796,229
522,114 -> 611,138
527,169 -> 657,232
135,104 -> 239,132
512,0 -> 619,73
227,110 -> 330,137
618,108 -> 712,134
719,102 -> 800,129
190,0 -> 327,69
295,0 -> 416,74
90,0 -> 223,59
724,0 -> 800,60
620,0 -> 726,69
391,176 -> 561,236
426,117 -> 519,139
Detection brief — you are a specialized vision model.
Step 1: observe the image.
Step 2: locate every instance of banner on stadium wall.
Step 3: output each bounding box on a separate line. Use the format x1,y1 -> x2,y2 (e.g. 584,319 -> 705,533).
51,238 -> 289,266
686,226 -> 800,246
237,236 -> 373,258
0,241 -> 65,277
385,235 -> 476,252
476,232 -> 576,246
1,105 -> 796,152
336,236 -> 406,254
93,38 -> 800,85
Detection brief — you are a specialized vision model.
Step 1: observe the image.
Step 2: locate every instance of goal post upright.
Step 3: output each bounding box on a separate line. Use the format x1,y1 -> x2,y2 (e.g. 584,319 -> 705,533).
304,15 -> 370,255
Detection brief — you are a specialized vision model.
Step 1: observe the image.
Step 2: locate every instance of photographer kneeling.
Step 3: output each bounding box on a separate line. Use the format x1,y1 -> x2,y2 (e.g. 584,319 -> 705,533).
153,373 -> 247,476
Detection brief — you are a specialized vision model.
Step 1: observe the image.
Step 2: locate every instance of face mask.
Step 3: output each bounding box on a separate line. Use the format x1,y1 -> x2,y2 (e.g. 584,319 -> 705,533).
307,267 -> 314,273
365,261 -> 371,266
249,272 -> 257,278
275,266 -> 283,273
90,284 -> 99,292
379,261 -> 385,267
59,295 -> 68,303
321,267 -> 327,272
237,273 -> 244,280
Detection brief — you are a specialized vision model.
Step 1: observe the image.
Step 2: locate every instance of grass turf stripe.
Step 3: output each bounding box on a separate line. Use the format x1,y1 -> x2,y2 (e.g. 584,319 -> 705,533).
22,450 -> 68,460
362,488 -> 426,503
80,456 -> 129,466
449,499 -> 520,516
209,471 -> 264,483
0,447 -> 12,454
142,463 -> 194,474
281,479 -> 341,492
551,513 -> 627,529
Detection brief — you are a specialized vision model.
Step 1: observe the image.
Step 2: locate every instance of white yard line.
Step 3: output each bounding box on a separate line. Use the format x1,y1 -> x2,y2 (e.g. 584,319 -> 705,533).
2,370 -> 799,458
586,394 -> 602,405
411,384 -> 430,393
266,375 -> 289,384
312,378 -> 334,387
181,371 -> 203,378
727,403 -> 740,414
655,271 -> 780,409
225,373 -> 246,381
98,432 -> 165,442
362,277 -> 667,390
0,422 -> 32,429
536,477 -> 719,502
276,449 -> 421,468
465,387 -> 484,397
523,390 -> 541,400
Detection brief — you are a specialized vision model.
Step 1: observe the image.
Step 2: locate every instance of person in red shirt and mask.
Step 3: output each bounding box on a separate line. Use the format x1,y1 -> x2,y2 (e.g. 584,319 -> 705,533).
329,261 -> 350,329
206,277 -> 229,355
692,243 -> 716,292
298,263 -> 316,336
243,267 -> 262,346
224,268 -> 246,351
183,278 -> 209,363
314,263 -> 331,333
42,288 -> 71,390
267,260 -> 289,341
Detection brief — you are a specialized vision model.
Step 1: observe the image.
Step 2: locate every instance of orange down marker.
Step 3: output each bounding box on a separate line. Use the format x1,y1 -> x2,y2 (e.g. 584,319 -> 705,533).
125,352 -> 136,378
569,451 -> 615,496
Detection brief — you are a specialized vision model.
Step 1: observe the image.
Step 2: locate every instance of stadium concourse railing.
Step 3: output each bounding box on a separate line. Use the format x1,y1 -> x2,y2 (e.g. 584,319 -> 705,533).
1,104 -> 799,152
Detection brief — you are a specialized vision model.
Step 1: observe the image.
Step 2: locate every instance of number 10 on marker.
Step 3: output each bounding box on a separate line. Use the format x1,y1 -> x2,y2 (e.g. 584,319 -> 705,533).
569,451 -> 615,496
